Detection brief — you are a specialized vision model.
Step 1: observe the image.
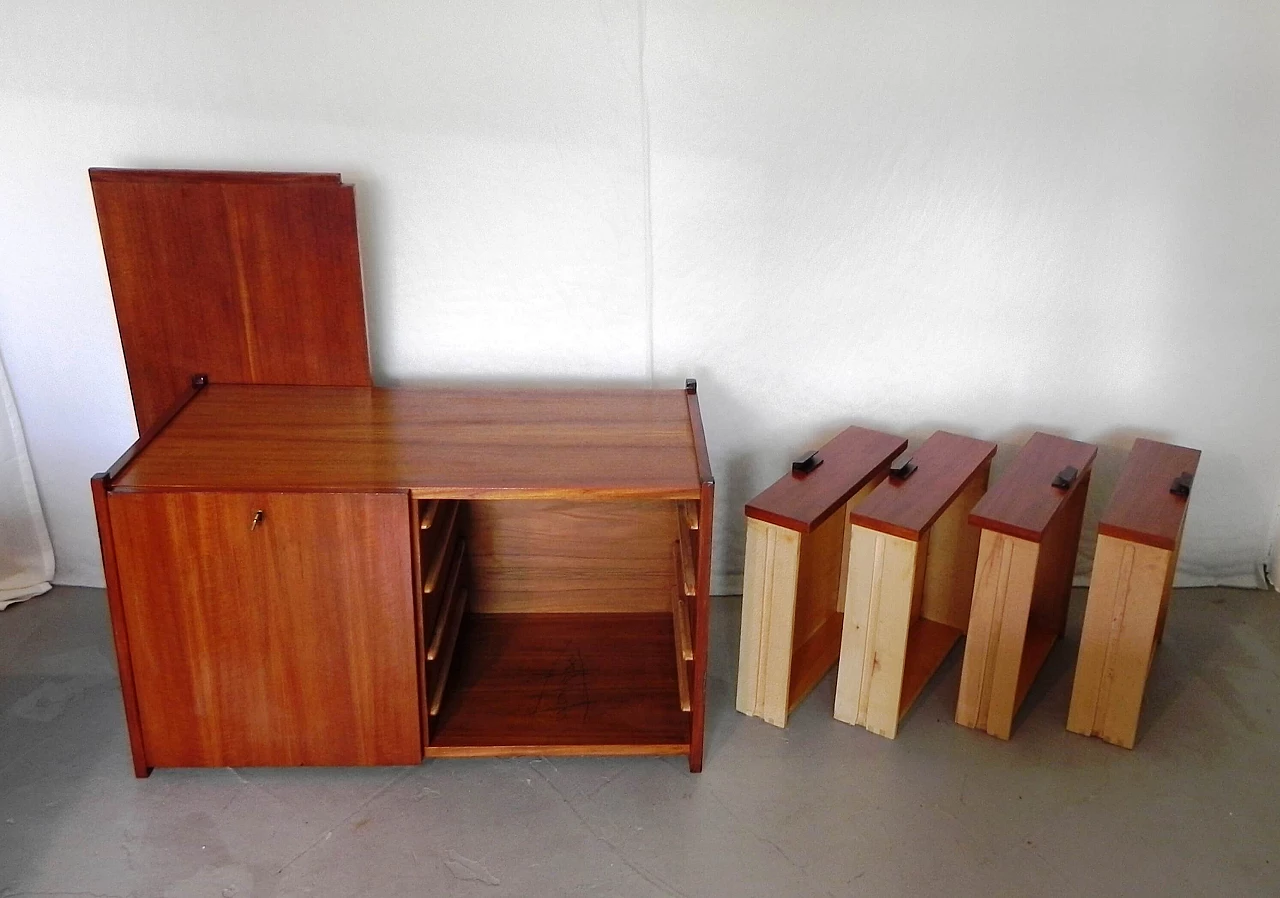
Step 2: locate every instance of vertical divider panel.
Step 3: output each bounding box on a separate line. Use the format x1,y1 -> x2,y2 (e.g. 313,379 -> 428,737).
737,520 -> 802,725
410,494 -> 428,751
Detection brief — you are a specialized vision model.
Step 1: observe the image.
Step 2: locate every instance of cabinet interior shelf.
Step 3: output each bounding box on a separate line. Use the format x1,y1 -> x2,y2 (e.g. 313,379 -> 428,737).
426,612 -> 690,755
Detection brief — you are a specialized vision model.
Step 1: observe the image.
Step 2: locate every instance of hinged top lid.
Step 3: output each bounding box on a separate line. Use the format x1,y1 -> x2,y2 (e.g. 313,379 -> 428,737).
90,168 -> 371,432
745,426 -> 906,533
850,431 -> 997,541
969,432 -> 1098,542
1097,438 -> 1201,550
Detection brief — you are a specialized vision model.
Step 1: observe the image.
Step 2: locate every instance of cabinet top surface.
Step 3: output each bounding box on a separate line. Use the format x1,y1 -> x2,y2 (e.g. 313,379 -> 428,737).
109,384 -> 705,498
968,432 -> 1098,542
1097,437 -> 1201,550
849,430 -> 997,540
745,426 -> 907,533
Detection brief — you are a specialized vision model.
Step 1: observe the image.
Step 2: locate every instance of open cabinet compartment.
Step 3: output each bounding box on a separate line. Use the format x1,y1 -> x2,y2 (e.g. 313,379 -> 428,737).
415,496 -> 700,757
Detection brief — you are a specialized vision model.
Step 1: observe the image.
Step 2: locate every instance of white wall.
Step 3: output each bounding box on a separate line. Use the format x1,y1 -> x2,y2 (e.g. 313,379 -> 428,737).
1,1 -> 1277,592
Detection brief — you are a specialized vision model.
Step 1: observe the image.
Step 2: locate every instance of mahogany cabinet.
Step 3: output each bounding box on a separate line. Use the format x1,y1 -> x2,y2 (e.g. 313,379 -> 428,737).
93,382 -> 713,775
88,168 -> 713,775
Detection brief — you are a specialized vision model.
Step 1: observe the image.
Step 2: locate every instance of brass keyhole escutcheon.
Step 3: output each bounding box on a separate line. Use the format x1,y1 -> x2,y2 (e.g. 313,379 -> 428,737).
251,510 -> 265,531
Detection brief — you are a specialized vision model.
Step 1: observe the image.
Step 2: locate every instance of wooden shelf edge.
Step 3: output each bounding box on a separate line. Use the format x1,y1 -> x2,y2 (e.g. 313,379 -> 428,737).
428,589 -> 468,716
680,501 -> 699,530
675,651 -> 692,712
427,541 -> 467,661
672,581 -> 693,713
424,743 -> 689,759
674,599 -> 694,663
419,499 -> 440,530
422,502 -> 461,595
408,486 -> 703,501
677,525 -> 696,598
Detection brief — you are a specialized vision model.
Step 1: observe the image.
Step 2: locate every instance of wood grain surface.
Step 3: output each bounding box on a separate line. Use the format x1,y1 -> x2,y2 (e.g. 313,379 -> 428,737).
91,476 -> 151,777
737,519 -> 802,725
690,482 -> 713,772
745,426 -> 907,532
1097,438 -> 1201,550
851,431 -> 997,540
90,169 -> 370,432
109,384 -> 703,498
428,613 -> 691,750
467,500 -> 680,613
1067,535 -> 1173,748
108,491 -> 421,767
969,432 -> 1097,542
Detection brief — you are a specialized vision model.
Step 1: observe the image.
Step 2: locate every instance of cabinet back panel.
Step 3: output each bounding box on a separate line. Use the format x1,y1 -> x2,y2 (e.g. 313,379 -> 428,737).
109,491 -> 420,767
468,500 -> 678,613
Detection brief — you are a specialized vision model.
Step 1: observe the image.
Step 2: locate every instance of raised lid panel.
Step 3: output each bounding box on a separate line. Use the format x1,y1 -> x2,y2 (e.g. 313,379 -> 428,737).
109,384 -> 703,496
850,431 -> 997,540
745,426 -> 907,533
90,168 -> 371,433
1097,438 -> 1201,550
969,432 -> 1098,542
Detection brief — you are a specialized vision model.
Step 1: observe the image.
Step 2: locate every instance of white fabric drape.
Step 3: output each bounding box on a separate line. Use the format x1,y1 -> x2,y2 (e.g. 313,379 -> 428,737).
0,352 -> 53,610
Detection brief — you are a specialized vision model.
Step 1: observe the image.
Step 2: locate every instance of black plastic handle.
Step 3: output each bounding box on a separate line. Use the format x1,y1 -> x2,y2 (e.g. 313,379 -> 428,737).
792,451 -> 823,475
1170,472 -> 1194,497
889,458 -> 917,481
1052,466 -> 1079,490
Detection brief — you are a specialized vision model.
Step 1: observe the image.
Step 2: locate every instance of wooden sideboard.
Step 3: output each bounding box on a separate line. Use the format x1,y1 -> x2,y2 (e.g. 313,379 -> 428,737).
93,380 -> 714,775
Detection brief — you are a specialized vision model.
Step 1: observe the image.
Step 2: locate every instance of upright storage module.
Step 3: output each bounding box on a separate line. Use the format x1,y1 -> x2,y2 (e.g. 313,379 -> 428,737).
737,426 -> 907,727
1067,438 -> 1199,749
94,383 -> 714,773
89,168 -> 715,774
834,432 -> 996,739
955,432 -> 1096,739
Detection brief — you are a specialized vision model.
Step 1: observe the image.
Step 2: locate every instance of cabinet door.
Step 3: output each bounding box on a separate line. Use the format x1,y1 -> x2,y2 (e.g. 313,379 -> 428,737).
110,491 -> 420,767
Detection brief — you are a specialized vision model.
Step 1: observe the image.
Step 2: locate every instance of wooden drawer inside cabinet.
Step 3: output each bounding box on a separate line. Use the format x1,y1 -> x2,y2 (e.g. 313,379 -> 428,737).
108,491 -> 421,768
414,499 -> 471,735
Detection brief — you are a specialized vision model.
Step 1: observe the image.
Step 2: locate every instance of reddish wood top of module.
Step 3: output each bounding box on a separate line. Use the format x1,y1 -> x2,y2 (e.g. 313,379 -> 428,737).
1097,438 -> 1201,550
745,426 -> 907,532
850,431 -> 996,540
969,432 -> 1098,542
108,384 -> 704,499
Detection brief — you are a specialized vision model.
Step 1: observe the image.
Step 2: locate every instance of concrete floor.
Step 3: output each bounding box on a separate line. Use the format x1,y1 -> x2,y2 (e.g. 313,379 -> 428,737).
0,586 -> 1276,898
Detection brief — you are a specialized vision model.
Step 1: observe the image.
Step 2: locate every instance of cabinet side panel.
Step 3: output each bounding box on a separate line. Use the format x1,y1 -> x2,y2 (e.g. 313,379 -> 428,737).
110,491 -> 419,767
91,477 -> 151,777
690,481 -> 713,771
